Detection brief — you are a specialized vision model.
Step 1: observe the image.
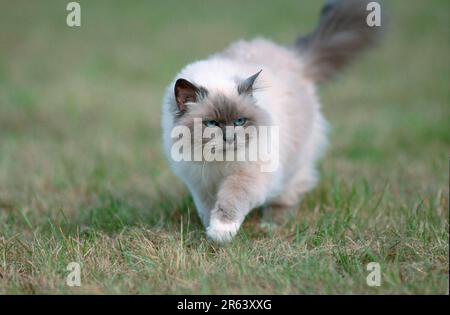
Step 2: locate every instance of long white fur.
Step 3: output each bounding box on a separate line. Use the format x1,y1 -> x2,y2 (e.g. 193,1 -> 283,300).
162,38 -> 328,242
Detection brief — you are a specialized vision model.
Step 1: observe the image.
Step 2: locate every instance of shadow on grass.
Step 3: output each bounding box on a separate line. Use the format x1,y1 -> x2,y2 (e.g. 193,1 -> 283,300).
52,188 -> 203,237
45,175 -> 381,240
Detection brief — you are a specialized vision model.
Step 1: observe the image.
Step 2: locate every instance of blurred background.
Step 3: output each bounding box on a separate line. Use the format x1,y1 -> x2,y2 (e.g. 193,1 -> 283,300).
0,1 -> 448,294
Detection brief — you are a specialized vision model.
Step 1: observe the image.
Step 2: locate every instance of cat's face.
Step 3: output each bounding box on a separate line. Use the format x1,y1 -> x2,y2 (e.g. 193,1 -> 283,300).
173,72 -> 271,161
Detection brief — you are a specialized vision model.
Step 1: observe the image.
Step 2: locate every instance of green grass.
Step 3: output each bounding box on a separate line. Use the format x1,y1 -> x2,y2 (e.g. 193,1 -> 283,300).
0,0 -> 448,294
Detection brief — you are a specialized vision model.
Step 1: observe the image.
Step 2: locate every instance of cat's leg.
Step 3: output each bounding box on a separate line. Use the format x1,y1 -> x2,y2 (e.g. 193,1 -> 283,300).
189,186 -> 216,228
261,177 -> 304,229
206,169 -> 269,243
261,166 -> 317,228
261,202 -> 298,229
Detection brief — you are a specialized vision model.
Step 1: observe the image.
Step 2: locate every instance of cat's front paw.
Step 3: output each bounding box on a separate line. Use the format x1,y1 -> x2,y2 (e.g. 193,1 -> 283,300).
206,217 -> 240,244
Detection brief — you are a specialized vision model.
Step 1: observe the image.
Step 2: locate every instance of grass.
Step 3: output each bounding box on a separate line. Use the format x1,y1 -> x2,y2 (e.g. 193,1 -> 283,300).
0,0 -> 448,294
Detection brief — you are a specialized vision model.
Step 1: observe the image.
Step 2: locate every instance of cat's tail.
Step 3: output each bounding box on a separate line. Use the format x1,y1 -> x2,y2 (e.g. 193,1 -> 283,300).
295,0 -> 385,83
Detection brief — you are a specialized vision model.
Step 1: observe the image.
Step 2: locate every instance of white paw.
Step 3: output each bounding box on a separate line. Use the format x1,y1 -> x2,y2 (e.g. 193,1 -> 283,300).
206,218 -> 241,244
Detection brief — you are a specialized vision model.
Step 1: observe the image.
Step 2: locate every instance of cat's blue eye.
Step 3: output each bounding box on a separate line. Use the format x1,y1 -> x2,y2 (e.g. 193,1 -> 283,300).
233,118 -> 247,126
204,120 -> 220,127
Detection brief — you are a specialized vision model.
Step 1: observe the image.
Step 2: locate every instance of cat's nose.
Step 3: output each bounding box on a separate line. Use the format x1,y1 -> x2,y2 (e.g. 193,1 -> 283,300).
223,128 -> 235,144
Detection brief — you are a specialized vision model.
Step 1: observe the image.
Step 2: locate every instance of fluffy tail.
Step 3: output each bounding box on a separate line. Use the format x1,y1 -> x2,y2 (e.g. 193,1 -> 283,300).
296,0 -> 384,83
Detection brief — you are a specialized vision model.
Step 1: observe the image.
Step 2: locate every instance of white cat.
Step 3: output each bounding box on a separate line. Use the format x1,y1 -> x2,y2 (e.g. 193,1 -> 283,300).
161,0 -> 382,243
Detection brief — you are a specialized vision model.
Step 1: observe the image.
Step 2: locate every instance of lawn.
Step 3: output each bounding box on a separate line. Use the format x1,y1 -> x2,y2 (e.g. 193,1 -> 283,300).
0,0 -> 448,294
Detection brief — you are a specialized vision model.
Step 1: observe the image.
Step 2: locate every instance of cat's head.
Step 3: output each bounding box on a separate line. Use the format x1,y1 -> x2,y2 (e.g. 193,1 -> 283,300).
172,70 -> 271,161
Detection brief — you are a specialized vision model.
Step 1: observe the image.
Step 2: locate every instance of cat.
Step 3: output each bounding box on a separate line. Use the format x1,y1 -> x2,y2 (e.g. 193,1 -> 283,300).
162,0 -> 382,243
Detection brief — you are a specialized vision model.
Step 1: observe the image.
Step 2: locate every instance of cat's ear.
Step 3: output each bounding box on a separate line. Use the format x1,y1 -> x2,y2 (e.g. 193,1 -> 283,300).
174,78 -> 201,112
238,70 -> 262,96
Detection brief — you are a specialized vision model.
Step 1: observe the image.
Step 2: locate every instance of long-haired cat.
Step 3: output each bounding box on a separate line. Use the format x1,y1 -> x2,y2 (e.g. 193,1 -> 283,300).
162,0 -> 382,243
